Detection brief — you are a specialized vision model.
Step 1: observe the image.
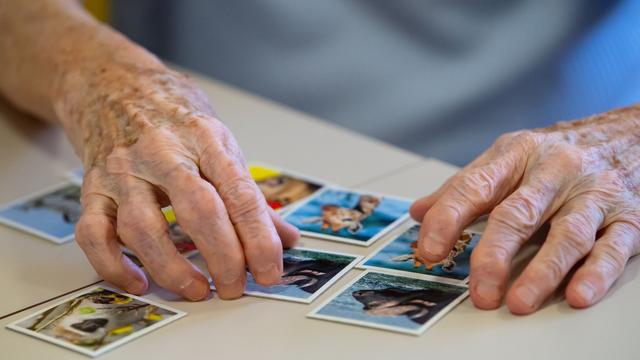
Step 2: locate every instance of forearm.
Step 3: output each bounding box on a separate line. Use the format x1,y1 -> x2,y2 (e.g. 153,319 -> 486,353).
0,0 -> 164,125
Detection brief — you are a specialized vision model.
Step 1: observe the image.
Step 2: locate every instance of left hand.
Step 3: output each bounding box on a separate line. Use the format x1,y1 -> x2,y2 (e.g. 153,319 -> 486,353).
410,106 -> 640,314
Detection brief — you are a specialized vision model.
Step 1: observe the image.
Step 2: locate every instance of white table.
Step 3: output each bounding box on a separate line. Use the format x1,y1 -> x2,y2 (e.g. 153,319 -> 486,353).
0,71 -> 637,360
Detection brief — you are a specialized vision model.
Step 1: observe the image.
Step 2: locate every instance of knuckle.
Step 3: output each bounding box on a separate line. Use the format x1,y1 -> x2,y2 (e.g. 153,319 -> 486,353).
550,143 -> 584,172
473,242 -> 511,269
537,256 -> 566,283
552,213 -> 595,256
489,198 -> 539,240
596,241 -> 628,275
449,167 -> 498,210
218,177 -> 268,222
117,207 -> 167,243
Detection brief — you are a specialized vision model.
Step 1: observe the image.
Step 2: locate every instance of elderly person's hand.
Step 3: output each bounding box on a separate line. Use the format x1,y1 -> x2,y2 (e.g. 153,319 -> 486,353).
0,0 -> 298,301
410,108 -> 640,314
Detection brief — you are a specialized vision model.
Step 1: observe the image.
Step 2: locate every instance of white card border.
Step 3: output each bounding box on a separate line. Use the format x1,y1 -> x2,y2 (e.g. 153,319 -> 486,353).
6,285 -> 187,357
357,221 -> 482,285
307,270 -> 469,336
283,186 -> 413,247
211,247 -> 362,304
65,167 -> 84,185
0,182 -> 81,244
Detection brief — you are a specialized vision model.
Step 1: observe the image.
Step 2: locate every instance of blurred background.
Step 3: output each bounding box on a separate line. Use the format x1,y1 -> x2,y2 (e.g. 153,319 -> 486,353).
85,0 -> 639,166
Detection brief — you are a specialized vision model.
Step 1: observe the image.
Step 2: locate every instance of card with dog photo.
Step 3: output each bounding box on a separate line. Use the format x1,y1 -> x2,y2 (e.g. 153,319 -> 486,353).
249,162 -> 327,213
0,182 -> 81,244
359,222 -> 481,283
122,207 -> 199,266
210,248 -> 362,303
283,187 -> 411,246
308,271 -> 468,336
6,286 -> 186,357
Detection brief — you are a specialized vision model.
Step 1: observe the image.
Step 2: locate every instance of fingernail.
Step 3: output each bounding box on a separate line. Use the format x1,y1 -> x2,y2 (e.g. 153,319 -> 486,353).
576,282 -> 596,303
255,262 -> 280,284
476,281 -> 502,302
126,278 -> 146,294
180,277 -> 209,301
423,233 -> 447,258
514,284 -> 538,309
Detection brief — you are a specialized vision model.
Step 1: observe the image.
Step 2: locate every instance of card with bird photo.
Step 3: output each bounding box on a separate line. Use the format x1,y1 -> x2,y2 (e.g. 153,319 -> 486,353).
359,222 -> 481,283
308,271 -> 468,336
210,248 -> 362,303
6,286 -> 186,357
0,182 -> 81,244
249,162 -> 327,213
283,187 -> 412,246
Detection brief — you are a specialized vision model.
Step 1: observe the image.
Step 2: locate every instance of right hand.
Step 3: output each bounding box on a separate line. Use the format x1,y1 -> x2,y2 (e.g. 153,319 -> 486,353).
60,60 -> 299,300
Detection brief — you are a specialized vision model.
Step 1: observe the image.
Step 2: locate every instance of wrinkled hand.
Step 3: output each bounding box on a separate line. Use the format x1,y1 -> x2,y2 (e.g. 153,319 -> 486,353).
58,63 -> 299,300
410,107 -> 640,314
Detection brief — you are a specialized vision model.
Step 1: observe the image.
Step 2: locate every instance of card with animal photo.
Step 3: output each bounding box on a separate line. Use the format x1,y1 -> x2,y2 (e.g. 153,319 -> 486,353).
359,223 -> 480,283
0,182 -> 81,244
283,187 -> 411,246
210,248 -> 361,303
123,207 -> 198,266
6,286 -> 186,357
249,162 -> 326,213
308,271 -> 468,336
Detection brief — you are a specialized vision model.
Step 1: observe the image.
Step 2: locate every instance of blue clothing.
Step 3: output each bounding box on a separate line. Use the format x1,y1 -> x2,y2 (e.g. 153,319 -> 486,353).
113,0 -> 638,165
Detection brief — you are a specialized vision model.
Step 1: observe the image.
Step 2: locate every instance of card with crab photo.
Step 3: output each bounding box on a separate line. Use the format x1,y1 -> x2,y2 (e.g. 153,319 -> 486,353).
358,222 -> 481,284
6,286 -> 186,357
308,270 -> 468,336
210,247 -> 362,303
0,182 -> 81,244
283,186 -> 412,246
249,162 -> 328,214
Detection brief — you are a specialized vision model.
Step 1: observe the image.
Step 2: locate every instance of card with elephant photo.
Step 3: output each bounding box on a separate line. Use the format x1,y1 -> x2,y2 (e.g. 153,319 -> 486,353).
249,162 -> 328,213
210,247 -> 362,303
6,286 -> 186,357
0,182 -> 81,244
358,222 -> 481,283
308,270 -> 468,335
283,187 -> 412,246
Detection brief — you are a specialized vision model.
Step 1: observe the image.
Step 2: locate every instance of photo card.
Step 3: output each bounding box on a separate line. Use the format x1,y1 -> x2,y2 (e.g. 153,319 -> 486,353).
359,222 -> 481,283
210,247 -> 361,303
6,286 -> 186,357
0,182 -> 81,243
283,187 -> 411,246
308,271 -> 468,335
249,162 -> 327,213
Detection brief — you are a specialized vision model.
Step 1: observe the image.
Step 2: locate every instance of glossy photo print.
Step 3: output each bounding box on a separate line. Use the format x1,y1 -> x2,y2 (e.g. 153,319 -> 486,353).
360,224 -> 480,282
7,287 -> 186,357
308,271 -> 468,335
249,163 -> 325,212
211,248 -> 361,303
283,187 -> 411,246
0,182 -> 81,243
